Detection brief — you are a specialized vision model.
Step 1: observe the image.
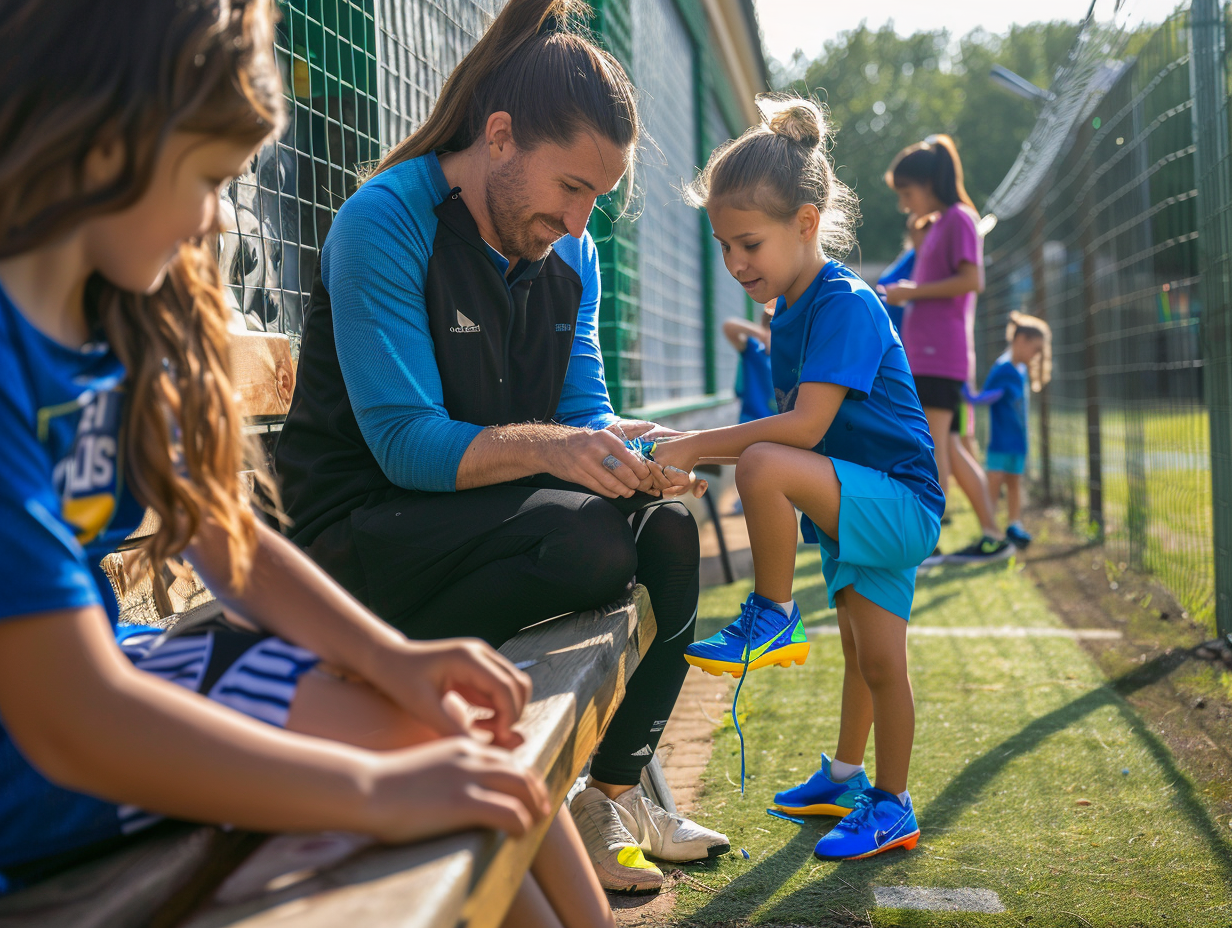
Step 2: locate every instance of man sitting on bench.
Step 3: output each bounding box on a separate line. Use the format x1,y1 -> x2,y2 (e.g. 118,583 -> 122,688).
275,0 -> 730,894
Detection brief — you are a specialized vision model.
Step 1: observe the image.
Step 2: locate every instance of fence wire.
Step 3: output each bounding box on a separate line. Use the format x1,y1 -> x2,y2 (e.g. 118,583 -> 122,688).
980,0 -> 1232,635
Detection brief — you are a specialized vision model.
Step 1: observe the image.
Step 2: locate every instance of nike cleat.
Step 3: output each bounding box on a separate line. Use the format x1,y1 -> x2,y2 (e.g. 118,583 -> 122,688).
945,535 -> 1014,565
1005,524 -> 1032,549
773,753 -> 872,817
684,593 -> 809,678
812,788 -> 920,860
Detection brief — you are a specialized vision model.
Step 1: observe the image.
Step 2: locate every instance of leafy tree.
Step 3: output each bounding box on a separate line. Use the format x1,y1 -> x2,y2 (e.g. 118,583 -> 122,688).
774,22 -> 1079,263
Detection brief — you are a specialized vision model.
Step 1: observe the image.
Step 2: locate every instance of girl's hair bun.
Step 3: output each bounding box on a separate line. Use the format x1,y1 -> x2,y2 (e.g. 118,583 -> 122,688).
760,96 -> 823,147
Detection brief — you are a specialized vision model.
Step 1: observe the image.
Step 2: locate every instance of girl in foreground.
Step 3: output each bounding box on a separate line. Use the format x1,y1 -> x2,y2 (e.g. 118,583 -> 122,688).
0,3 -> 612,924
653,96 -> 943,861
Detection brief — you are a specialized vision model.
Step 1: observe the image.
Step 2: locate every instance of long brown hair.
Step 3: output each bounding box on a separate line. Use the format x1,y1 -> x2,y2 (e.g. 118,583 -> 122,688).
886,134 -> 976,213
685,95 -> 859,257
372,0 -> 639,180
0,0 -> 286,588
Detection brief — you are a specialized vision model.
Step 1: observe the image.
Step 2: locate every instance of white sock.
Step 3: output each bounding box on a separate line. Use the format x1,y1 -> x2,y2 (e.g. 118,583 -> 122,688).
830,759 -> 864,782
897,789 -> 911,806
775,599 -> 795,616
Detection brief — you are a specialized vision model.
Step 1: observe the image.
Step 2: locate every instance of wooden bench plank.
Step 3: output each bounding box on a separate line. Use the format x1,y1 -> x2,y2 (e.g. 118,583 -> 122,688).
180,587 -> 656,928
229,330 -> 295,421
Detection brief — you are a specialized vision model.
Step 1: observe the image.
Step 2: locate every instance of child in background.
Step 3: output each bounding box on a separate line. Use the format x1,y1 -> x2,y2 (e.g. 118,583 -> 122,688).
724,303 -> 777,423
963,313 -> 1052,549
656,96 -> 943,861
0,3 -> 614,924
876,213 -> 933,336
883,135 -> 1011,564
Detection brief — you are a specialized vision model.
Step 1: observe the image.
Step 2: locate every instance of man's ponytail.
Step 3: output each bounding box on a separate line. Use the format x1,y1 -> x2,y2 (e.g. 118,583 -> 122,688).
886,134 -> 976,212
371,0 -> 638,176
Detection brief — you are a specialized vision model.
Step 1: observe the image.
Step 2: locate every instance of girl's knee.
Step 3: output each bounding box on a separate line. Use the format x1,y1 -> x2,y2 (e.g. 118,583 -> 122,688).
856,650 -> 907,691
735,442 -> 784,491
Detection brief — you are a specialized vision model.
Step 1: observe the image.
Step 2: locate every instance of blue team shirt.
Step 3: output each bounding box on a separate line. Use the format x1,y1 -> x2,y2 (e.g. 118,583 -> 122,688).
984,353 -> 1029,454
0,282 -> 148,871
736,335 -> 775,422
322,153 -> 616,493
876,248 -> 915,335
770,261 -> 944,541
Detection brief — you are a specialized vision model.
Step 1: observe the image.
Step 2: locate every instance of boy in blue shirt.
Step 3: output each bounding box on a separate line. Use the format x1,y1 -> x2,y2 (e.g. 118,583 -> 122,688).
963,313 -> 1051,548
658,97 -> 943,861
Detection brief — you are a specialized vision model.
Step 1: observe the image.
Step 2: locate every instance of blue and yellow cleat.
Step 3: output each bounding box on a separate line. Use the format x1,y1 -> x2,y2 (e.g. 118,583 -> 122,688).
812,788 -> 920,860
684,593 -> 809,678
773,753 -> 871,817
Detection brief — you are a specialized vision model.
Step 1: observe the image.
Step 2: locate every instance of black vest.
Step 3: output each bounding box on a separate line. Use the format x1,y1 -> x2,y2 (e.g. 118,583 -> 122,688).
275,188 -> 583,545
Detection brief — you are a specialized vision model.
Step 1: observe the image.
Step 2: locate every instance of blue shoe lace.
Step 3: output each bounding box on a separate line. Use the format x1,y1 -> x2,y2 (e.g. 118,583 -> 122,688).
730,599 -> 758,794
831,791 -> 876,833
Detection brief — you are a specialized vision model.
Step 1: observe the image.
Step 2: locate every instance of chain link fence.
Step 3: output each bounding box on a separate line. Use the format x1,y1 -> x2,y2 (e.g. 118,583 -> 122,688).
979,0 -> 1232,636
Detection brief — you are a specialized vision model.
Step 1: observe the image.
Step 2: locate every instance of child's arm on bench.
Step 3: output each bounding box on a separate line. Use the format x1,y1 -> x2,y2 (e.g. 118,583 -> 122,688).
186,518 -> 531,748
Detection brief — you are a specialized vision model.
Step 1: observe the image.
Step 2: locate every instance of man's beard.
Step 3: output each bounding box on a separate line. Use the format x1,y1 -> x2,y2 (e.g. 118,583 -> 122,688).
486,154 -> 565,261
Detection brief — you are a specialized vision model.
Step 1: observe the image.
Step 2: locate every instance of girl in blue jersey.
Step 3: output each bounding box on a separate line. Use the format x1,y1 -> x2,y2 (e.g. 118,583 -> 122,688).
655,96 -> 943,861
0,1 -> 616,923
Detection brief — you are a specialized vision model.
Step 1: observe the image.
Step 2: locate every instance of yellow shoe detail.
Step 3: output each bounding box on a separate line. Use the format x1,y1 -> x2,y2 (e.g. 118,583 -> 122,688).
685,642 -> 810,678
616,846 -> 661,872
772,802 -> 854,817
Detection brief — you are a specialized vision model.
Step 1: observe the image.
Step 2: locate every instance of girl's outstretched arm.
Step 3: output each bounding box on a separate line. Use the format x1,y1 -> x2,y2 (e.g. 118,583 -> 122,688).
0,607 -> 550,842
883,260 -> 982,304
187,519 -> 531,748
652,381 -> 847,474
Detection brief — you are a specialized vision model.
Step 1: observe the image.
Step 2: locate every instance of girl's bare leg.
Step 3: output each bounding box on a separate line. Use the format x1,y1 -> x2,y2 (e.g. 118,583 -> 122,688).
1005,473 -> 1022,524
502,873 -> 565,928
949,433 -> 999,535
736,442 -> 840,602
923,408 -> 953,497
834,601 -> 873,768
530,809 -> 617,928
840,587 -> 913,795
987,471 -> 1005,525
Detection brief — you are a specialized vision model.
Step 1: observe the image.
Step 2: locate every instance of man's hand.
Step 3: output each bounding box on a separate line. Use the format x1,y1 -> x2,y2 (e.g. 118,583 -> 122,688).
539,428 -> 650,498
365,638 -> 533,749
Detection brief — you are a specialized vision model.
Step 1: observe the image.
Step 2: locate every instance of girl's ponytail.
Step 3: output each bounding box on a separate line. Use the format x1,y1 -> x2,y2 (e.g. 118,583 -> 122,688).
371,0 -> 639,176
1007,311 -> 1052,393
886,134 -> 976,212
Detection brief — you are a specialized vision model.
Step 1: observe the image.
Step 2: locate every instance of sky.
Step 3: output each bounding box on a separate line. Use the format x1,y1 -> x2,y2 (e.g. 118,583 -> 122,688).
753,0 -> 1177,64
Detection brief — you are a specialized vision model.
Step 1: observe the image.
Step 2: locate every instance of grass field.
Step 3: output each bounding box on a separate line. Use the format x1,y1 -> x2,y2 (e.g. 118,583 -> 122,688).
1023,403 -> 1216,629
659,510 -> 1232,927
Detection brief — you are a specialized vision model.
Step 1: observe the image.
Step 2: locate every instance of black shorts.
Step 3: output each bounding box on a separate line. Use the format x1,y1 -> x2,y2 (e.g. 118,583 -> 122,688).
913,376 -> 963,417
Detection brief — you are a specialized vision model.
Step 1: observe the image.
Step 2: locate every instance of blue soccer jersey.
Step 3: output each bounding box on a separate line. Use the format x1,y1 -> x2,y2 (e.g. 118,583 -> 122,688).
984,353 -> 1029,454
770,260 -> 944,543
737,335 -> 775,422
0,281 -> 152,872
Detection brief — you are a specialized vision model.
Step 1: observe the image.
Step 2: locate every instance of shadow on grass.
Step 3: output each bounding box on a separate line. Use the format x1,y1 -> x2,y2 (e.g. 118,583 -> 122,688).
685,648 -> 1232,925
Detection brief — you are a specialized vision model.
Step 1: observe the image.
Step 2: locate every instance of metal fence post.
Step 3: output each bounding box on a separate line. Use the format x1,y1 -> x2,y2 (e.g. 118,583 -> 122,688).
1191,0 -> 1232,638
1082,218 -> 1104,541
1030,204 -> 1053,504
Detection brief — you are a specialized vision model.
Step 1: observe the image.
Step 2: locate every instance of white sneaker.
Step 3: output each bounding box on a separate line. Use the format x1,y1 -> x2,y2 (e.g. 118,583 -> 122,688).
614,784 -> 731,862
569,787 -> 663,894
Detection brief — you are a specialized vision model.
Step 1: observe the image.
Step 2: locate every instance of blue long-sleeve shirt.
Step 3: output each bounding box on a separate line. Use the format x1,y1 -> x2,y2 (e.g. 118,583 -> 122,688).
322,154 -> 616,493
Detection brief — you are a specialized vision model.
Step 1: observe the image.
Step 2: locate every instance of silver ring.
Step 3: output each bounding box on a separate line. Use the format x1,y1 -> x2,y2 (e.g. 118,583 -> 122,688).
602,454 -> 621,471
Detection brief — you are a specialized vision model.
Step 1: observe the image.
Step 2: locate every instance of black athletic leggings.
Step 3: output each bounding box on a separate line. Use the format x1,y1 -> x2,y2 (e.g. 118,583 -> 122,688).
303,476 -> 700,785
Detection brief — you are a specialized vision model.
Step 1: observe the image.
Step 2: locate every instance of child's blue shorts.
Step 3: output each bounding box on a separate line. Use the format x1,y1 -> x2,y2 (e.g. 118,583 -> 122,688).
985,451 -> 1026,475
802,458 -> 941,621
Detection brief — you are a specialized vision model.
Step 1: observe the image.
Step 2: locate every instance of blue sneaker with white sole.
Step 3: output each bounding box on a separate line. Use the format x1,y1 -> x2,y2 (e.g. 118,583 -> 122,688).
684,593 -> 809,678
773,753 -> 871,817
813,788 -> 920,860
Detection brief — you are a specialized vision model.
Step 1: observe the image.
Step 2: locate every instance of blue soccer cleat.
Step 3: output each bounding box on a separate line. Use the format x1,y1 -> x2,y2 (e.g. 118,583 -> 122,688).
812,788 -> 920,860
684,593 -> 809,678
773,753 -> 871,817
1005,524 -> 1032,549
